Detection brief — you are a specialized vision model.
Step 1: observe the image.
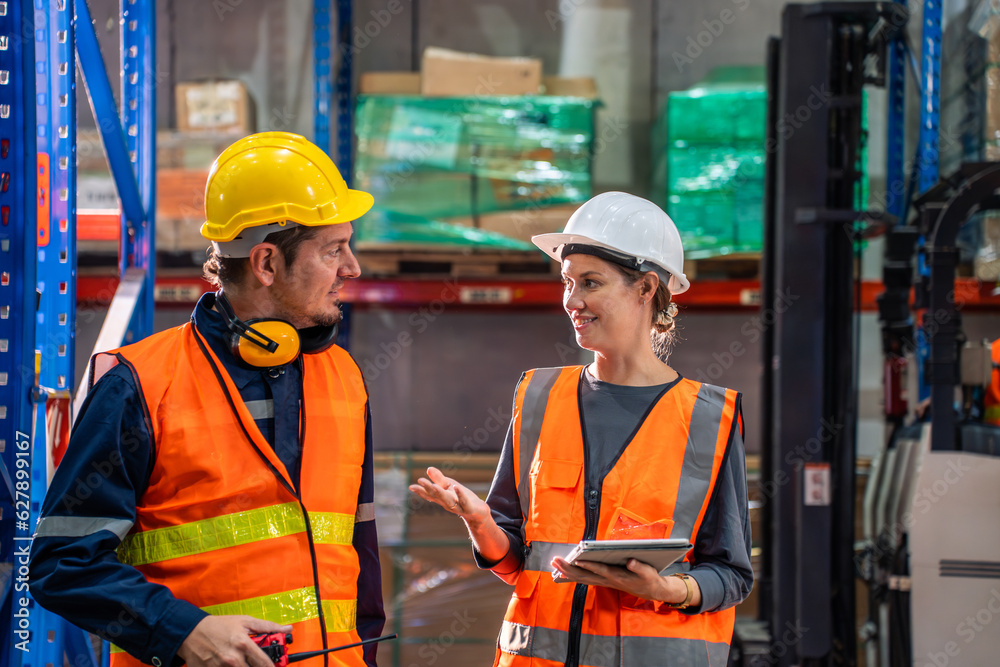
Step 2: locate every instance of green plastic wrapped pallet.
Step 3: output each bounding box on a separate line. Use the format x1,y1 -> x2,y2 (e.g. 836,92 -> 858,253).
655,66 -> 868,258
657,67 -> 768,258
354,95 -> 597,220
354,207 -> 537,251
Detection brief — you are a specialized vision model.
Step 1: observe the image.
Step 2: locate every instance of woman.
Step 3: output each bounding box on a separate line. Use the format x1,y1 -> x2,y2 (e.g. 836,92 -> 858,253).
410,192 -> 752,667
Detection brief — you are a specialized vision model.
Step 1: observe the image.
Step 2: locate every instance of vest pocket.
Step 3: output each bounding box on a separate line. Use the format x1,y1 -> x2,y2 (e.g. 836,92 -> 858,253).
528,459 -> 583,540
605,506 -> 674,541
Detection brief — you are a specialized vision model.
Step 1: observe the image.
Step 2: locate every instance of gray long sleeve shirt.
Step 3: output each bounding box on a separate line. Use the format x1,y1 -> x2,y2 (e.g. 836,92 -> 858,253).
475,369 -> 753,613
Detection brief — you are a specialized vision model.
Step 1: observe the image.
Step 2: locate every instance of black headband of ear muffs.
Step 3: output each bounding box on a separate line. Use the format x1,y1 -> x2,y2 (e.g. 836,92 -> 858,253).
215,290 -> 280,353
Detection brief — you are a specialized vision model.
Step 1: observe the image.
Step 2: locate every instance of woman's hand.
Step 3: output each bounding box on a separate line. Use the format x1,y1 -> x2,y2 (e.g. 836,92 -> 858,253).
550,557 -> 698,606
408,466 -> 491,525
409,467 -> 511,566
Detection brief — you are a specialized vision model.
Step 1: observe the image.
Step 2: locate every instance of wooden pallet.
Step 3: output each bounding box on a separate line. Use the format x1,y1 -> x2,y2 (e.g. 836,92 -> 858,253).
683,253 -> 761,281
357,247 -> 556,277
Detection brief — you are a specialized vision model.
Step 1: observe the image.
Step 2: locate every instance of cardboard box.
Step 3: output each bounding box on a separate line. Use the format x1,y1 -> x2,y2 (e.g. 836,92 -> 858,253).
421,47 -> 541,97
542,76 -> 598,99
176,80 -> 254,133
445,204 -> 579,243
155,168 -> 211,252
359,71 -> 421,95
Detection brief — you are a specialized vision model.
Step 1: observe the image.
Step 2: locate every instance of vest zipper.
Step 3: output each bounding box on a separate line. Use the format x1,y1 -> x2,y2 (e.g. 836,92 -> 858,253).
565,464 -> 602,666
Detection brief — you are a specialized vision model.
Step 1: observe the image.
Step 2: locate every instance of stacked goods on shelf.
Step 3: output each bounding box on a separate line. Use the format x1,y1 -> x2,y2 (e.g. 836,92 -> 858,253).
354,209 -> 553,276
157,80 -> 256,254
79,80 -> 255,255
968,8 -> 1000,280
354,48 -> 598,273
443,203 -> 580,244
174,80 -> 255,134
77,130 -> 242,255
656,67 -> 767,261
354,94 -> 597,221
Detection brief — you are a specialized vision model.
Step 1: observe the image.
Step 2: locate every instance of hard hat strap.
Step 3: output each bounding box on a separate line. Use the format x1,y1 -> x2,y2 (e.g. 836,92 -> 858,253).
560,243 -> 672,290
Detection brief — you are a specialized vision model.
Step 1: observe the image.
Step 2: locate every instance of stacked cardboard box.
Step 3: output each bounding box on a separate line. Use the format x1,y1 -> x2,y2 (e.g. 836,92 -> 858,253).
175,80 -> 255,134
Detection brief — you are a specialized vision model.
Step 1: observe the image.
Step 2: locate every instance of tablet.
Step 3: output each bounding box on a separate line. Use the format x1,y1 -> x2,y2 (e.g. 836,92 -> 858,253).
562,538 -> 693,572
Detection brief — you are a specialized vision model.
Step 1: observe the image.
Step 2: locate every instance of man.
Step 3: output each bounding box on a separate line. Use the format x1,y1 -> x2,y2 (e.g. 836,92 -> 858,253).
29,132 -> 384,667
986,338 -> 1000,426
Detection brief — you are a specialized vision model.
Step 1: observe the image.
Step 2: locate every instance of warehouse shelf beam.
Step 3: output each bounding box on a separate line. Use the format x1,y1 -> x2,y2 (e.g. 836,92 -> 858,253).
119,0 -> 156,341
73,272 -> 1000,311
21,0 -> 92,664
34,0 -> 78,492
886,0 -> 906,222
917,0 -> 941,193
334,0 -> 353,177
74,0 -> 156,362
71,0 -> 156,410
314,0 -> 332,154
74,0 -> 144,236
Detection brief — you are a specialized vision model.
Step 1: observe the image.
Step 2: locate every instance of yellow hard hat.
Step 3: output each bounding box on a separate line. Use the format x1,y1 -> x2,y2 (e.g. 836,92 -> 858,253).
201,132 -> 373,249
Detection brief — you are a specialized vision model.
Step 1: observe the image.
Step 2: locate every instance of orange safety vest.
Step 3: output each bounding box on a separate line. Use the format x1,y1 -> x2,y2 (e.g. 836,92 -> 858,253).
498,366 -> 741,667
986,339 -> 1000,426
91,322 -> 370,667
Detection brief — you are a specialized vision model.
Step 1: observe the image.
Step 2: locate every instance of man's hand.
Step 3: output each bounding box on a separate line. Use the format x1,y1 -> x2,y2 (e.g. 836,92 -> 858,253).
177,615 -> 292,667
550,557 -> 699,607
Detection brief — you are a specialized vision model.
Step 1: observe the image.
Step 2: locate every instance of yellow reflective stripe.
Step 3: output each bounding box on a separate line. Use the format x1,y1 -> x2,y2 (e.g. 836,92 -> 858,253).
986,405 -> 1000,423
117,502 -> 306,566
321,599 -> 358,633
309,511 -> 355,545
109,591 -> 357,653
203,586 -> 320,625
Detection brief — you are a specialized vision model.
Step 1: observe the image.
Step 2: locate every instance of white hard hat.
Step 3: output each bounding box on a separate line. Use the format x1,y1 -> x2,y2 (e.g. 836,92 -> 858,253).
532,192 -> 690,295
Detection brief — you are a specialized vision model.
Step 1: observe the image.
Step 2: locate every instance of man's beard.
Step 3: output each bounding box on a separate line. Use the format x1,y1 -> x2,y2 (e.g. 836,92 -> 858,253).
309,301 -> 343,329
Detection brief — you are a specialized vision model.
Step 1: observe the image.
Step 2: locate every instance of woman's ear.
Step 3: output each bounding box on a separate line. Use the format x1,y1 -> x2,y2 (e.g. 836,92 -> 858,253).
640,272 -> 660,301
248,243 -> 280,287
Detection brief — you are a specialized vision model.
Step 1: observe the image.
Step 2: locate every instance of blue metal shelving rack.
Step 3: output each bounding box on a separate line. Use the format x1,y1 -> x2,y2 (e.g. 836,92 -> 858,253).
2,0 -> 156,663
20,0 -> 95,664
886,1 -> 907,225
916,0 -> 942,402
323,0 -> 355,349
74,0 -> 154,359
917,0 -> 941,194
119,0 -> 156,343
0,2 -> 40,667
885,0 -> 941,404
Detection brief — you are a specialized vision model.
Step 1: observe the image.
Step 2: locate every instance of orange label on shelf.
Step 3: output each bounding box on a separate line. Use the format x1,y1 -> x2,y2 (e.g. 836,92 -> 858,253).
37,153 -> 50,247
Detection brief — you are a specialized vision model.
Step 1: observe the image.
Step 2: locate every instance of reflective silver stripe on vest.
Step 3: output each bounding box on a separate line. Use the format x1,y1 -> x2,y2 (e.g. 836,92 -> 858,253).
355,502 -> 375,523
35,516 -> 134,541
244,399 -> 274,420
516,367 -> 563,524
500,621 -> 730,667
524,541 -> 577,572
670,384 -> 728,541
